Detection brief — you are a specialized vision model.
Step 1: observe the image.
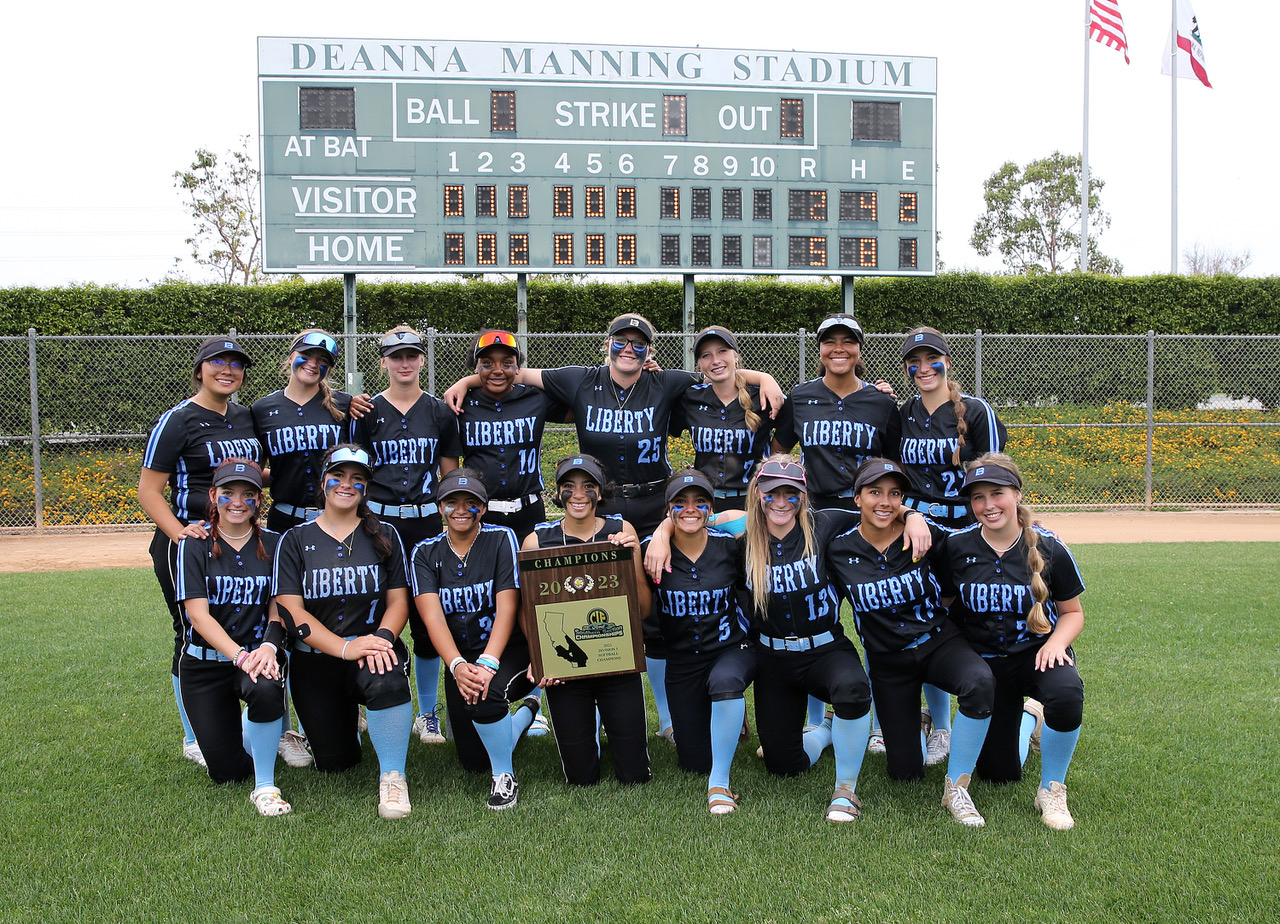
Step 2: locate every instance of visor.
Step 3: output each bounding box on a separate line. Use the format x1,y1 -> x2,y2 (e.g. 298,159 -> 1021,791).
853,460 -> 911,494
323,446 -> 374,479
755,458 -> 807,494
608,315 -> 656,343
379,331 -> 426,356
555,455 -> 607,487
438,471 -> 488,504
211,459 -> 264,489
815,314 -> 864,343
665,470 -> 715,505
693,325 -> 739,356
960,463 -> 1023,495
902,330 -> 950,359
195,337 -> 252,368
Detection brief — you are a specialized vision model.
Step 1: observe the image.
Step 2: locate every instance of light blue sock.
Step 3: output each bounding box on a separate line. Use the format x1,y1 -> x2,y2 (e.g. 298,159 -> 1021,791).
1040,724 -> 1081,789
510,697 -> 537,739
245,716 -> 284,789
802,713 -> 834,766
946,713 -> 992,781
474,715 -> 515,777
646,657 -> 672,732
923,684 -> 952,733
708,698 -> 746,791
365,702 -> 412,775
832,712 -> 872,788
1019,710 -> 1037,765
173,674 -> 196,746
807,695 -> 826,726
414,656 -> 441,716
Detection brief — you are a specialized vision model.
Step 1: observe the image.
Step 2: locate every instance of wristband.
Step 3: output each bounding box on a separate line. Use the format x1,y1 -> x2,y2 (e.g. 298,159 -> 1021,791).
259,642 -> 278,656
233,647 -> 248,667
448,656 -> 467,676
375,627 -> 397,644
263,621 -> 287,648
341,639 -> 352,661
475,662 -> 497,675
475,654 -> 500,672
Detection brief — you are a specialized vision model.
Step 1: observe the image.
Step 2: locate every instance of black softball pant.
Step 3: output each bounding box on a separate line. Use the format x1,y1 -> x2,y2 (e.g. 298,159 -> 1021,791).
865,626 -> 995,781
753,634 -> 872,778
665,645 -> 756,774
383,514 -> 442,659
149,528 -> 184,673
544,673 -> 651,786
975,645 -> 1085,785
178,653 -> 287,784
289,638 -> 413,772
444,642 -> 536,774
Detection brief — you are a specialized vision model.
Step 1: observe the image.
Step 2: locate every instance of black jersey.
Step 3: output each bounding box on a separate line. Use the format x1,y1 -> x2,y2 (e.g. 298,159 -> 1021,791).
272,520 -> 409,638
253,389 -> 353,509
936,524 -> 1086,656
349,392 -> 462,508
530,514 -> 627,548
643,529 -> 747,658
540,366 -> 695,486
744,508 -> 860,639
773,379 -> 902,496
671,382 -> 774,494
410,524 -> 521,653
898,394 -> 1007,505
176,530 -> 280,650
458,384 -> 567,501
826,521 -> 952,654
143,400 -> 262,522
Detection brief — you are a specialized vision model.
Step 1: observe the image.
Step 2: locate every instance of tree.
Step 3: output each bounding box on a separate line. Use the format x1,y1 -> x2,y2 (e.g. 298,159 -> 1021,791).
173,137 -> 262,284
970,151 -> 1121,275
1182,242 -> 1253,276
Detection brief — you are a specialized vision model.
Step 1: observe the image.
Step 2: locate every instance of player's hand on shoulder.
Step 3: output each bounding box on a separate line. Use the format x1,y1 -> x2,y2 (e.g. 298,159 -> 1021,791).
443,379 -> 469,414
180,520 -> 209,540
873,379 -> 898,399
348,393 -> 375,419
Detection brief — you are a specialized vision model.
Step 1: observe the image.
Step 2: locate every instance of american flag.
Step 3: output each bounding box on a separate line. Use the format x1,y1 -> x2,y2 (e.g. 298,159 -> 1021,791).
1090,0 -> 1130,64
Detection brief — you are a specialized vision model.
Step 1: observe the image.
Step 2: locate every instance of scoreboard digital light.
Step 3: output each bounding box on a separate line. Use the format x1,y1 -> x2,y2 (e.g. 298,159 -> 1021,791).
258,38 -> 937,275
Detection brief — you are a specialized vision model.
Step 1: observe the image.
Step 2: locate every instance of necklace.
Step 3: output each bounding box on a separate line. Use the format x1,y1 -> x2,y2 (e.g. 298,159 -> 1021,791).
337,528 -> 357,560
982,530 -> 1021,557
446,533 -> 473,569
562,517 -> 602,545
219,527 -> 252,541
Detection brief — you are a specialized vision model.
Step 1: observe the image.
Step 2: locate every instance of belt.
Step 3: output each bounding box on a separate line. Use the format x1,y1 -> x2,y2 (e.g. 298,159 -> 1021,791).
903,627 -> 940,650
185,643 -> 232,662
904,497 -> 969,520
486,492 -> 542,515
273,502 -> 321,521
368,500 -> 438,518
620,480 -> 664,499
758,630 -> 836,652
714,488 -> 747,498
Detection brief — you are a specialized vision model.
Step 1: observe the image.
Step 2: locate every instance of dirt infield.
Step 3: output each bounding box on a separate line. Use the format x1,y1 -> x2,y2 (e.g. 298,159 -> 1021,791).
2,512 -> 1277,573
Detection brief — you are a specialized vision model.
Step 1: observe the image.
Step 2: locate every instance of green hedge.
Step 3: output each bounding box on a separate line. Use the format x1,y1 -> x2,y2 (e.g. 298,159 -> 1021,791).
3,273 -> 1278,337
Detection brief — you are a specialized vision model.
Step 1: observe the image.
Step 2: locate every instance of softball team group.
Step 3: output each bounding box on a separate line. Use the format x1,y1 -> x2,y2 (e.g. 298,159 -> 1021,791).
139,315 -> 1085,831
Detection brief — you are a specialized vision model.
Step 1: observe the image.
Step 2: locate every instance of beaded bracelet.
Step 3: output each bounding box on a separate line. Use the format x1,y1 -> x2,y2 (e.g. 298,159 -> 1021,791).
233,648 -> 248,667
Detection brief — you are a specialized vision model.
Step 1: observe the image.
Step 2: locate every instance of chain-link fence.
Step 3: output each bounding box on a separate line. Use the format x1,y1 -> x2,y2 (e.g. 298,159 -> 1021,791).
3,329 -> 1278,529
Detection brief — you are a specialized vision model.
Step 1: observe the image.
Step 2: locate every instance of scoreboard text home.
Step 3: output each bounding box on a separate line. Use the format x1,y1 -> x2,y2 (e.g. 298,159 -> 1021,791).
258,38 -> 937,276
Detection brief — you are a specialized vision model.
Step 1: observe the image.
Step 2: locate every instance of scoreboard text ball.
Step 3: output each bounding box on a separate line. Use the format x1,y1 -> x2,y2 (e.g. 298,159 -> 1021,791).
258,39 -> 937,275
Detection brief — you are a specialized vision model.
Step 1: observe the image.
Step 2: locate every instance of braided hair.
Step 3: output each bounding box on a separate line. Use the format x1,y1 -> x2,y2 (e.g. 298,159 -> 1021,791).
205,459 -> 269,561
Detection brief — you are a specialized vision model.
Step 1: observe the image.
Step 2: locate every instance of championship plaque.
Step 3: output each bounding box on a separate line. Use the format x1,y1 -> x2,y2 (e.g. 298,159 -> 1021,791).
517,541 -> 645,681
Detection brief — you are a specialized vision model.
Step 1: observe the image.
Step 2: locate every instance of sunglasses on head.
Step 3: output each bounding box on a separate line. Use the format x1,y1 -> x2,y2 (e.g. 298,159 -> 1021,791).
292,331 -> 339,358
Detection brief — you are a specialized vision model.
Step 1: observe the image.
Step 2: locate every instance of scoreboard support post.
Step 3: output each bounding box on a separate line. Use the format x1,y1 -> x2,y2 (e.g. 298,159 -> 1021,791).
516,273 -> 529,359
682,275 -> 696,370
842,275 -> 856,316
343,273 -> 363,394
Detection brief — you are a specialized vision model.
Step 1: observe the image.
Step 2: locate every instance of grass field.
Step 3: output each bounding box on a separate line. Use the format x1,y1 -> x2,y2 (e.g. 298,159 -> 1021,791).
2,545 -> 1277,923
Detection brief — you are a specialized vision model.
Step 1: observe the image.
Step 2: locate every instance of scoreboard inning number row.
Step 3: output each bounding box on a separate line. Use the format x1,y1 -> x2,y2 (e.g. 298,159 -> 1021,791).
259,39 -> 937,275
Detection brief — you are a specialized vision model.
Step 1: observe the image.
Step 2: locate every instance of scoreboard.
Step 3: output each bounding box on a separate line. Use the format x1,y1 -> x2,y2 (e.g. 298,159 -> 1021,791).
258,38 -> 936,276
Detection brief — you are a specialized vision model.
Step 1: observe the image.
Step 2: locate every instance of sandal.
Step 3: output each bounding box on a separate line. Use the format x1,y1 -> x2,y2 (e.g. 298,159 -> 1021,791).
250,785 -> 292,817
707,786 -> 739,816
659,726 -> 676,745
825,784 -> 861,823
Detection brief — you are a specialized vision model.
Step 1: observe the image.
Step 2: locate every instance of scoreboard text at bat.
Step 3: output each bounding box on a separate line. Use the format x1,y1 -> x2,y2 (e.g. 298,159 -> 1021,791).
257,39 -> 937,275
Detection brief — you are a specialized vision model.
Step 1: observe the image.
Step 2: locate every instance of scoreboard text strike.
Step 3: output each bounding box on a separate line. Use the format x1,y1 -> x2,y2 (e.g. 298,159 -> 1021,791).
258,39 -> 937,276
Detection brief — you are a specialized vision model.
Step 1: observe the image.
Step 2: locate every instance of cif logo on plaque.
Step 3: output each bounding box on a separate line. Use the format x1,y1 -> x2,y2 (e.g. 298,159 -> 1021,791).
518,542 -> 644,681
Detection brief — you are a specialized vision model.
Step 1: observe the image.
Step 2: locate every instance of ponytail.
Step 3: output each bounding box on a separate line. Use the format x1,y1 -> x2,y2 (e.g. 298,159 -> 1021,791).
735,372 -> 763,432
1018,505 -> 1053,635
947,377 -> 969,466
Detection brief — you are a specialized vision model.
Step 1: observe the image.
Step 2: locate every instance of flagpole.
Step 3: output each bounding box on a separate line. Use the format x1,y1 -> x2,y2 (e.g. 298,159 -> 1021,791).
1082,0 -> 1091,273
1171,0 -> 1179,274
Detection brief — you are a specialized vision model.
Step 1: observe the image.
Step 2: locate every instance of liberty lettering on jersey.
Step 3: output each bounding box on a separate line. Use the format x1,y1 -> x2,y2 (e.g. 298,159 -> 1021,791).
265,423 -> 344,456
653,586 -> 734,620
207,574 -> 273,606
205,438 -> 264,466
899,437 -> 960,466
800,419 -> 877,448
303,564 -> 384,598
582,405 -> 657,435
370,437 -> 440,465
438,578 -> 496,616
958,581 -> 1032,616
690,425 -> 754,455
463,416 -> 539,446
849,568 -> 937,612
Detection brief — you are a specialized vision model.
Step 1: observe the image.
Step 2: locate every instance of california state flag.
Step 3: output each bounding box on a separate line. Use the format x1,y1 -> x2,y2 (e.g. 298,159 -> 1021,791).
1162,0 -> 1212,88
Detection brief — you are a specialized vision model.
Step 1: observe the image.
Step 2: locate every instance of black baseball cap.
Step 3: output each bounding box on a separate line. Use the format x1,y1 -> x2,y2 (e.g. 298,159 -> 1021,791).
960,463 -> 1023,495
853,459 -> 911,495
211,458 -> 264,489
194,336 -> 252,368
815,314 -> 864,343
755,458 -> 807,494
379,330 -> 426,357
608,315 -> 656,343
555,455 -> 607,487
902,330 -> 950,359
470,329 -> 523,366
438,470 -> 488,504
693,325 -> 739,356
664,469 -> 715,505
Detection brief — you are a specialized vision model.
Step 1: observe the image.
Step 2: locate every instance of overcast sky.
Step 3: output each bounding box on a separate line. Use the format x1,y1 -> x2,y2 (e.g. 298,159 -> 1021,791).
2,0 -> 1269,289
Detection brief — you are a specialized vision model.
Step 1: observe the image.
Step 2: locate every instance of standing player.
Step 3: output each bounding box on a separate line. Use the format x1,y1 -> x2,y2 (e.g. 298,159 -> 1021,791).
350,325 -> 462,748
643,469 -> 755,814
936,453 -> 1087,831
139,336 -> 263,767
175,459 -> 291,816
446,313 -> 782,743
521,455 -> 652,787
670,326 -> 774,515
898,326 -> 1008,767
272,445 -> 415,819
412,469 -> 535,810
825,459 -> 995,826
